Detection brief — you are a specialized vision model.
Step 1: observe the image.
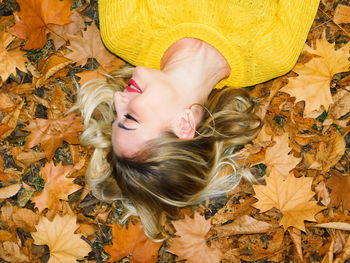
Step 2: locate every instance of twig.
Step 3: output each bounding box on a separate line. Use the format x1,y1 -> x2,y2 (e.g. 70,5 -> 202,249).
81,235 -> 102,263
318,7 -> 350,39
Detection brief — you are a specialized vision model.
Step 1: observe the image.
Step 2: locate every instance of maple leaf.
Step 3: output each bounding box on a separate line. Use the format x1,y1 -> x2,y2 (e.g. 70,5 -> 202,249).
66,23 -> 116,67
32,161 -> 81,212
167,213 -> 223,263
264,133 -> 301,178
104,222 -> 161,263
281,34 -> 350,115
24,113 -> 84,160
31,214 -> 91,263
8,0 -> 72,49
326,172 -> 350,210
0,31 -> 27,82
252,173 -> 325,231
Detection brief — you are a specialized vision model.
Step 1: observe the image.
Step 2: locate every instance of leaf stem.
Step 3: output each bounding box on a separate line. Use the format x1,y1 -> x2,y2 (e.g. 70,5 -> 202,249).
318,7 -> 350,39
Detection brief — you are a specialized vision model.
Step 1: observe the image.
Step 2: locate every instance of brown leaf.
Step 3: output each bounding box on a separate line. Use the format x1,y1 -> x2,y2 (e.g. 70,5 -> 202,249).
8,0 -> 72,49
66,23 -> 116,67
214,215 -> 279,237
32,161 -> 81,212
167,213 -> 223,263
0,31 -> 27,82
0,183 -> 21,199
24,113 -> 84,160
0,92 -> 15,110
264,133 -> 301,179
31,214 -> 91,262
288,227 -> 303,261
334,4 -> 350,24
0,100 -> 24,139
326,171 -> 350,210
252,173 -> 325,231
104,221 -> 162,263
281,33 -> 350,115
0,241 -> 29,262
14,150 -> 46,166
12,207 -> 39,232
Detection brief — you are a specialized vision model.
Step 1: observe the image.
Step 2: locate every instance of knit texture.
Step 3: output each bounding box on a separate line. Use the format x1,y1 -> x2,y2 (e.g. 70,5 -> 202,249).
99,0 -> 320,89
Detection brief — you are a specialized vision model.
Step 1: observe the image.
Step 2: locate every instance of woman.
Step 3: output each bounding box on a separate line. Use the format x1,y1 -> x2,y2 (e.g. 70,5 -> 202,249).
74,0 -> 320,239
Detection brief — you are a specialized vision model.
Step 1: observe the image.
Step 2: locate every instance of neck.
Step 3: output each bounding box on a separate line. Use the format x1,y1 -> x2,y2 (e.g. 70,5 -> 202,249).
160,38 -> 231,106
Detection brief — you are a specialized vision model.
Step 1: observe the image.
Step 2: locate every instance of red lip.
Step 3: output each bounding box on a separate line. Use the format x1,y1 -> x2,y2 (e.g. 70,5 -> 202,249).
126,79 -> 142,93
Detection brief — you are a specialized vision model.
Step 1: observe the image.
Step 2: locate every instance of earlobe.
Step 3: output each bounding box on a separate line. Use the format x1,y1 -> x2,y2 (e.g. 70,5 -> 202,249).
173,109 -> 196,139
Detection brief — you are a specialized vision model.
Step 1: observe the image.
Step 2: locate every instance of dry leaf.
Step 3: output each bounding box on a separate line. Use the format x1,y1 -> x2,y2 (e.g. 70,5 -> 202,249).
0,92 -> 15,110
12,207 -> 40,232
334,236 -> 350,263
31,214 -> 91,263
8,0 -> 72,49
14,150 -> 46,166
0,99 -> 24,139
24,113 -> 84,160
104,221 -> 162,263
281,34 -> 350,115
66,23 -> 116,67
264,133 -> 301,178
167,213 -> 223,263
0,241 -> 29,262
32,161 -> 81,212
288,227 -> 303,260
315,181 -> 331,206
334,4 -> 350,24
213,215 -> 279,237
252,173 -> 325,231
326,172 -> 350,210
0,31 -> 27,82
0,183 -> 21,199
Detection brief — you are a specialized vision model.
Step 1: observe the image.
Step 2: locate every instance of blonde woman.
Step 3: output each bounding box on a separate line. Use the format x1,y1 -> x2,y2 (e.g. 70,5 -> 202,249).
74,0 -> 320,239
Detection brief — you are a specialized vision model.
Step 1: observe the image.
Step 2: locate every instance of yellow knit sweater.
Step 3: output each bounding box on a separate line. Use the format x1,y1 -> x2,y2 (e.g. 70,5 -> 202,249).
99,0 -> 320,89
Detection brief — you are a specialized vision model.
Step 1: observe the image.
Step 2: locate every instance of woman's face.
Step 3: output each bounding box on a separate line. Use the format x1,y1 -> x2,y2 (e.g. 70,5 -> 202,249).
112,66 -> 181,157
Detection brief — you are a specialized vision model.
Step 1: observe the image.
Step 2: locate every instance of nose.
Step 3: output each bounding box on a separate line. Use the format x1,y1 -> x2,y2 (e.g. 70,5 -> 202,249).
114,91 -> 129,114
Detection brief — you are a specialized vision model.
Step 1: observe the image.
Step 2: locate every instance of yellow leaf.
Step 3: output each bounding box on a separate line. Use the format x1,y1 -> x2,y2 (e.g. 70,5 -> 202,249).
264,133 -> 301,178
167,213 -> 223,263
281,33 -> 350,115
31,214 -> 91,263
252,173 -> 325,231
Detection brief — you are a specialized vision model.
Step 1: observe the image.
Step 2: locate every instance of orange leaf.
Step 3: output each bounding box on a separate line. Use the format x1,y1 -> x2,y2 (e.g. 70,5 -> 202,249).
8,0 -> 72,49
24,113 -> 84,160
167,213 -> 223,263
334,4 -> 350,24
264,133 -> 301,179
326,171 -> 350,210
32,161 -> 81,212
252,173 -> 325,231
0,31 -> 27,82
281,33 -> 350,115
66,23 -> 116,67
104,222 -> 161,263
31,214 -> 91,262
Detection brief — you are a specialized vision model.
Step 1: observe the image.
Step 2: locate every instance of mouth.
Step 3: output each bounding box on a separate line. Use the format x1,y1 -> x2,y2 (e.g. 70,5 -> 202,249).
125,79 -> 142,93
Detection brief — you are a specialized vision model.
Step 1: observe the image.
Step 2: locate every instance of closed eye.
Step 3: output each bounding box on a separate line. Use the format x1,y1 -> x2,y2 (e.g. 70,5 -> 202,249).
125,113 -> 139,123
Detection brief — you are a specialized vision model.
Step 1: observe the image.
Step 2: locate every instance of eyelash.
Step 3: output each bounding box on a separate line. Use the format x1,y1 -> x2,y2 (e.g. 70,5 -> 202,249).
125,113 -> 137,122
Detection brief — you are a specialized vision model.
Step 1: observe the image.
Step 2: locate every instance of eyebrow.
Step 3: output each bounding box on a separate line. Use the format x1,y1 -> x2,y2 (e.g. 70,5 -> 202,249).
118,122 -> 136,131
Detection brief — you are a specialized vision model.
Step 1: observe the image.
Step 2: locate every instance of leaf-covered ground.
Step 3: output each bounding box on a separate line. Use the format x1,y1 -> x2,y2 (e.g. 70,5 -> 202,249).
0,0 -> 350,262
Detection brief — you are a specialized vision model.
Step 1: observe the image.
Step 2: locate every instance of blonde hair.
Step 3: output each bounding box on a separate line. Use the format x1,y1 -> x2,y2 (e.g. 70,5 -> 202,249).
73,66 -> 261,240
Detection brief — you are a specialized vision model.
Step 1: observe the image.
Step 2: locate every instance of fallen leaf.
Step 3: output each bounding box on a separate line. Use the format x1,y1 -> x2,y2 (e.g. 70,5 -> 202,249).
326,171 -> 350,210
12,207 -> 40,232
24,113 -> 84,160
14,150 -> 46,166
8,0 -> 72,49
66,23 -> 116,67
0,241 -> 29,262
334,236 -> 350,263
31,214 -> 91,263
334,4 -> 350,24
104,221 -> 162,263
0,31 -> 27,82
167,213 -> 223,263
213,215 -> 279,237
281,34 -> 350,115
32,161 -> 81,212
0,183 -> 21,199
315,181 -> 331,206
252,173 -> 325,231
0,92 -> 15,110
288,227 -> 303,261
264,133 -> 301,178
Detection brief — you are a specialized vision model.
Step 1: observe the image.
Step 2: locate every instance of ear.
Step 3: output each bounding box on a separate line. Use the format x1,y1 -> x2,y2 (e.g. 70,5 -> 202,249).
173,109 -> 196,139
